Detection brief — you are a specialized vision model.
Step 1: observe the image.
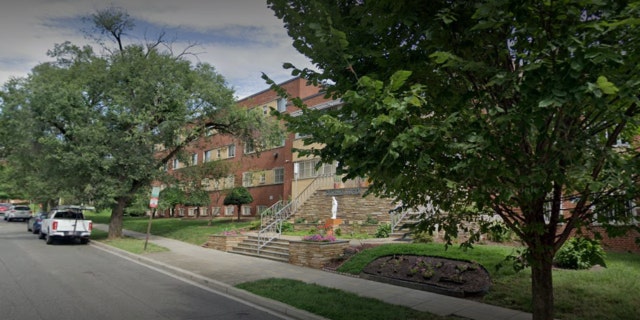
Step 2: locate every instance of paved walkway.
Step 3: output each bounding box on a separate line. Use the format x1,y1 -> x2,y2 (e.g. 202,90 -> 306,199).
92,225 -> 531,320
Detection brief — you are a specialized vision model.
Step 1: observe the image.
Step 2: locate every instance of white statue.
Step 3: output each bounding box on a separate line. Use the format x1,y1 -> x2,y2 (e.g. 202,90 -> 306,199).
331,196 -> 338,219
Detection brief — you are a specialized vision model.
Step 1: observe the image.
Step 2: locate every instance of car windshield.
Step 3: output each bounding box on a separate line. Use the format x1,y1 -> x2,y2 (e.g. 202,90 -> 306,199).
14,206 -> 30,211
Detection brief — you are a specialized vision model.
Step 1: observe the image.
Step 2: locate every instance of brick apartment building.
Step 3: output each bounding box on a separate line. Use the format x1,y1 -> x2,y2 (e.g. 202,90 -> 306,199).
162,77 -> 341,219
160,77 -> 639,253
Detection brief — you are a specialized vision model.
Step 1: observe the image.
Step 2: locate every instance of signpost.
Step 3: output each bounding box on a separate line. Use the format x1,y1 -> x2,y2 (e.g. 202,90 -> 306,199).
144,187 -> 161,251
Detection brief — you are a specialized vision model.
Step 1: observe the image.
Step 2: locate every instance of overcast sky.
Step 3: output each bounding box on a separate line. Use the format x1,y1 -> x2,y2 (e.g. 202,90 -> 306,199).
0,0 -> 314,99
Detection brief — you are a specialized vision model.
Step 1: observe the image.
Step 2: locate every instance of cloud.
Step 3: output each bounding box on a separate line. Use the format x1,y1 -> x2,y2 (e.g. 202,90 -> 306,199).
0,0 -> 314,99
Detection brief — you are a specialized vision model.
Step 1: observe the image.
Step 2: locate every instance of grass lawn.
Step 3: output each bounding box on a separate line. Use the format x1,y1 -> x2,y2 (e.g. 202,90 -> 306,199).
85,211 -> 640,319
91,229 -> 169,254
85,211 -> 255,246
236,278 -> 450,320
336,242 -> 640,320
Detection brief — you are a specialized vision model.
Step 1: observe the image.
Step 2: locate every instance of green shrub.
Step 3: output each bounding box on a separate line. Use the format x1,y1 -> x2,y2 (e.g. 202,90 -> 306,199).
294,217 -> 306,224
281,221 -> 294,232
485,221 -> 513,243
554,237 -> 607,269
375,224 -> 391,238
248,220 -> 261,230
335,228 -> 342,236
412,231 -> 433,243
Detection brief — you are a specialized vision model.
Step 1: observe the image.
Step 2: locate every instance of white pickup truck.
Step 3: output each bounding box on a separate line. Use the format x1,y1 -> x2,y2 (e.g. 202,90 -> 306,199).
39,207 -> 92,245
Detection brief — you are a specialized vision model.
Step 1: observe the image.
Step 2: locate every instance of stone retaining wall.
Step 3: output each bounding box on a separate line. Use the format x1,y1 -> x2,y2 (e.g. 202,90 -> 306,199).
205,234 -> 247,252
289,240 -> 350,269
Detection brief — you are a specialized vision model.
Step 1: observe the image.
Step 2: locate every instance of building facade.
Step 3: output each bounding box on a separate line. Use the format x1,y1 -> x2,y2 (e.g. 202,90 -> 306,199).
162,77 -> 337,218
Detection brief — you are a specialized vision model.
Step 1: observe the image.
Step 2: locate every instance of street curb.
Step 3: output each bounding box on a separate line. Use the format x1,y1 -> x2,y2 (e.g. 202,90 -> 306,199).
90,241 -> 328,320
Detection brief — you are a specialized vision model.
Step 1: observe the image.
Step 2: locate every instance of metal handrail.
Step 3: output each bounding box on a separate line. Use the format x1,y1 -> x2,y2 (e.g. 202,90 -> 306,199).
256,173 -> 365,253
257,199 -> 297,253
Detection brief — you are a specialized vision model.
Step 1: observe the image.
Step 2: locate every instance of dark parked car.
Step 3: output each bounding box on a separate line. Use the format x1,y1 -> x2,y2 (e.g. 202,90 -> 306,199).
28,212 -> 48,234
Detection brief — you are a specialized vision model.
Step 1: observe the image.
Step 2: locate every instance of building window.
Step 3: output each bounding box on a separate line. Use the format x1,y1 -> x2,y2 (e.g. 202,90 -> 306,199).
262,105 -> 269,115
242,206 -> 252,216
173,158 -> 180,170
225,206 -> 234,216
274,167 -> 284,184
191,153 -> 198,166
595,195 -> 637,225
225,175 -> 235,189
244,141 -> 255,154
259,172 -> 266,184
204,150 -> 212,162
277,98 -> 287,112
205,125 -> 217,136
296,159 -> 335,179
257,205 -> 268,215
211,207 -> 220,216
228,144 -> 236,158
243,172 -> 253,187
217,149 -> 222,159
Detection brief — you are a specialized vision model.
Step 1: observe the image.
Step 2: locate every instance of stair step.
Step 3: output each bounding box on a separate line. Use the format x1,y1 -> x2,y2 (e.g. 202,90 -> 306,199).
230,248 -> 289,263
235,244 -> 289,254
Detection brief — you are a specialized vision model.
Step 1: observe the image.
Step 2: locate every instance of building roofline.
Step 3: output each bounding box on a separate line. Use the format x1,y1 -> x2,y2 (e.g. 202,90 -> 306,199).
237,77 -> 303,103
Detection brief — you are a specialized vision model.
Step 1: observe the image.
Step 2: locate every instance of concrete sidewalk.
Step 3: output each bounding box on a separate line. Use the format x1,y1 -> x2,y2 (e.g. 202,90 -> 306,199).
92,225 -> 531,320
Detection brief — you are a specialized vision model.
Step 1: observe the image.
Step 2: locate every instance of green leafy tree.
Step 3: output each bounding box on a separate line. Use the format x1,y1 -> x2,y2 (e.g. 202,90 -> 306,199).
0,7 -> 281,238
158,186 -> 186,217
267,1 -> 640,319
223,186 -> 253,222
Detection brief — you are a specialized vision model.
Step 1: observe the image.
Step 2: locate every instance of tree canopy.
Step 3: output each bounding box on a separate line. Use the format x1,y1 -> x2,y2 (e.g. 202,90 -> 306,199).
223,186 -> 253,221
0,7 -> 280,238
267,1 -> 640,319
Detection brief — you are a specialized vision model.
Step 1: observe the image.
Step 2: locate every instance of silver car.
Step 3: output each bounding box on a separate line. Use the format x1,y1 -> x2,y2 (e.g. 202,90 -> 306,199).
5,205 -> 32,222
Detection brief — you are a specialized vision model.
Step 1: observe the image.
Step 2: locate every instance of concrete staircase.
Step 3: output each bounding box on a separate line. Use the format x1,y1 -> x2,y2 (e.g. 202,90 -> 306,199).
391,210 -> 422,238
230,235 -> 290,263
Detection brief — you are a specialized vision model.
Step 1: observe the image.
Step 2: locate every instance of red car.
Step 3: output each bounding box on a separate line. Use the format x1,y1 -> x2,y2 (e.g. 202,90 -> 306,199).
0,203 -> 11,214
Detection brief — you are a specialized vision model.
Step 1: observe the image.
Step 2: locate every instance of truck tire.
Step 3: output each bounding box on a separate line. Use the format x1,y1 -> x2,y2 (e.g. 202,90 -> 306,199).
45,233 -> 53,245
80,238 -> 89,245
38,231 -> 45,239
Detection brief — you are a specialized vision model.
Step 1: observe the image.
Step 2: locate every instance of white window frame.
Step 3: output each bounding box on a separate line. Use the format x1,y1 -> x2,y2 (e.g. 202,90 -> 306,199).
225,206 -> 235,216
204,150 -> 212,162
244,141 -> 255,155
191,153 -> 198,166
242,206 -> 252,216
594,195 -> 638,225
242,172 -> 253,187
173,158 -> 180,170
228,144 -> 236,158
277,98 -> 287,112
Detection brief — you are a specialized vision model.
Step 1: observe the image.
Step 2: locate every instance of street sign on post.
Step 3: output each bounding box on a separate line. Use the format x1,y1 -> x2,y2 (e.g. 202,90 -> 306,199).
145,187 -> 161,251
149,197 -> 158,208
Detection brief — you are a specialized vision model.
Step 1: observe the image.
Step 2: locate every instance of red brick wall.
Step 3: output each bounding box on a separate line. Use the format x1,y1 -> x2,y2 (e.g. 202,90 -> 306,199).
571,226 -> 640,253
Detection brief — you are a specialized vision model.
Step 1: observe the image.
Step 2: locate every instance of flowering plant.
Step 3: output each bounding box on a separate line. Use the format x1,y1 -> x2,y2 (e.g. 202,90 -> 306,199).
302,234 -> 337,242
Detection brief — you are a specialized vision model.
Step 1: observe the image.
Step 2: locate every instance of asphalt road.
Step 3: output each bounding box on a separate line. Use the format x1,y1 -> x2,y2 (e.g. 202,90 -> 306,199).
0,218 -> 287,320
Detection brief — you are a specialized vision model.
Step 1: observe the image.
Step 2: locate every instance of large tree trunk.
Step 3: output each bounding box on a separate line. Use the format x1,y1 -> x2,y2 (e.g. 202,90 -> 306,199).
237,205 -> 241,222
108,196 -> 128,239
530,244 -> 555,320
